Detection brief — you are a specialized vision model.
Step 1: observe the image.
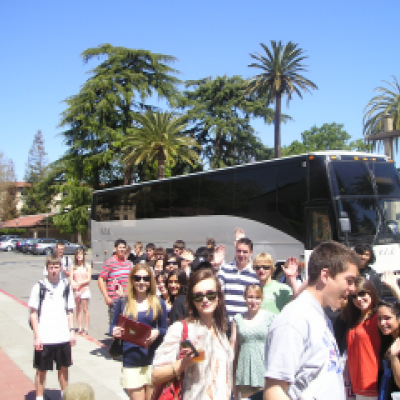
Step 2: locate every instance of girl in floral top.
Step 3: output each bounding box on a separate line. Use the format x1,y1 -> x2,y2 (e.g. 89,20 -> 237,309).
152,268 -> 233,399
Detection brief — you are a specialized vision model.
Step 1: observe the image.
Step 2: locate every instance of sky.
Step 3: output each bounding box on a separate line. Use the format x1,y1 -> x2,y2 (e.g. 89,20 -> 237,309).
1,0 -> 399,180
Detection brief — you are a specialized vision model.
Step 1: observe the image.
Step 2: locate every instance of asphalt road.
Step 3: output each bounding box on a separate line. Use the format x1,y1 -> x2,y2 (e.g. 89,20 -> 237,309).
0,250 -> 111,343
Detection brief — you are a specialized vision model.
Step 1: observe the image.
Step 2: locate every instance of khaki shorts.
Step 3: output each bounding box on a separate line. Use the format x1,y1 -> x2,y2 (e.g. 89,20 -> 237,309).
120,365 -> 153,389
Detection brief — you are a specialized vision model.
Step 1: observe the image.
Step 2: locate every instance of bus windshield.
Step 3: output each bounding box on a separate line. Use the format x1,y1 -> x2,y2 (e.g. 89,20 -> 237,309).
330,160 -> 400,243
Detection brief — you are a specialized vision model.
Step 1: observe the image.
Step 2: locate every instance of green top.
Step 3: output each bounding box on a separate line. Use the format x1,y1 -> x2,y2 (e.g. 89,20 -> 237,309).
261,280 -> 292,314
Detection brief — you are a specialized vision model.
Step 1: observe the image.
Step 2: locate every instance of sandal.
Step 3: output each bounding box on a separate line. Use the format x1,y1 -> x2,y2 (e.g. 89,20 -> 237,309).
82,330 -> 88,337
77,328 -> 83,335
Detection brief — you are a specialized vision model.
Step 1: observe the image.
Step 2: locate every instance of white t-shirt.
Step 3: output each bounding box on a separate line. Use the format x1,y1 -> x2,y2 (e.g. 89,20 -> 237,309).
43,256 -> 70,279
264,290 -> 345,400
28,278 -> 75,344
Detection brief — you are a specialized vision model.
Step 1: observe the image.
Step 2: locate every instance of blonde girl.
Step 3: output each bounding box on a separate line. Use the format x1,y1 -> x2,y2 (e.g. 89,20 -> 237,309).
70,248 -> 92,336
112,264 -> 168,400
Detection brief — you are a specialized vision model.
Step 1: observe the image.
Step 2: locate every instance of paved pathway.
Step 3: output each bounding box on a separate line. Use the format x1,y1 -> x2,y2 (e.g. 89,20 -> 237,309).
0,289 -> 128,400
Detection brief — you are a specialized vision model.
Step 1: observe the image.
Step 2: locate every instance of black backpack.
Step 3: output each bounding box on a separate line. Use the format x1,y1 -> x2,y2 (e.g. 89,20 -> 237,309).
29,279 -> 70,329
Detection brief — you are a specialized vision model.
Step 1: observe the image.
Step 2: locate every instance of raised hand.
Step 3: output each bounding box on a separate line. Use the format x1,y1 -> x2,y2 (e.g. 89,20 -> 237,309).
213,245 -> 226,265
282,257 -> 300,277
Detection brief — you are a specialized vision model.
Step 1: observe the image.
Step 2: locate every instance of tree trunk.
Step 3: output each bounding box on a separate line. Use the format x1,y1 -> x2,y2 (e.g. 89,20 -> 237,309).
123,164 -> 133,185
274,92 -> 282,158
158,151 -> 165,179
77,231 -> 83,245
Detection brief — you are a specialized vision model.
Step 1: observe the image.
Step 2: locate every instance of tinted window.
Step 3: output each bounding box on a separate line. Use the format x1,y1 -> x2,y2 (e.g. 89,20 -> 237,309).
199,173 -> 234,215
309,157 -> 331,200
277,162 -> 307,240
234,165 -> 277,222
170,177 -> 200,217
146,182 -> 170,218
370,162 -> 400,197
330,161 -> 374,196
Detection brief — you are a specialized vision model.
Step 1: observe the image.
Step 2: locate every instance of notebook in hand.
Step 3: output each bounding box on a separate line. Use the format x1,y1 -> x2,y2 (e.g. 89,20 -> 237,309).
117,315 -> 152,347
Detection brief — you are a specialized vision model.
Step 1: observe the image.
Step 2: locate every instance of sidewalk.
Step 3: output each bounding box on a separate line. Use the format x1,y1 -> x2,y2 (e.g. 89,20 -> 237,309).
0,289 -> 128,400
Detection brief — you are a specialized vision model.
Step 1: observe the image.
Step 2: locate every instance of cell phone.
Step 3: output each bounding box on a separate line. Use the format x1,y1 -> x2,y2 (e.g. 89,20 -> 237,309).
114,284 -> 120,291
180,340 -> 199,357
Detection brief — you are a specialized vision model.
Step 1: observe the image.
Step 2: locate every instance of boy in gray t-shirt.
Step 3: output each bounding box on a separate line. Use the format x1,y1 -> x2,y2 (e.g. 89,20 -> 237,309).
263,241 -> 360,400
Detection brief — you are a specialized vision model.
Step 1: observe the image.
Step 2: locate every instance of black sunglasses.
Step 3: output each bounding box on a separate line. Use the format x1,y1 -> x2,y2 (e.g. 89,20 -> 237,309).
254,265 -> 272,271
133,275 -> 151,282
167,261 -> 178,265
350,290 -> 368,299
192,290 -> 218,302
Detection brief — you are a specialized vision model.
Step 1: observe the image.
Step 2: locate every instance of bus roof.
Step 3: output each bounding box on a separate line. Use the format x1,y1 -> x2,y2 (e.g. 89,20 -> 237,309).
93,150 -> 389,194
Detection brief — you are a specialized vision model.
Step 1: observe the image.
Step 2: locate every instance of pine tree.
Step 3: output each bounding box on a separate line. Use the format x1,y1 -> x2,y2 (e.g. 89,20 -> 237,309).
0,153 -> 19,222
21,130 -> 50,215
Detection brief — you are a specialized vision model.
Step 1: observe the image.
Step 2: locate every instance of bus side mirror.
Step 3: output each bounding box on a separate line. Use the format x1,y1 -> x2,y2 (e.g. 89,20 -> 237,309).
339,212 -> 351,233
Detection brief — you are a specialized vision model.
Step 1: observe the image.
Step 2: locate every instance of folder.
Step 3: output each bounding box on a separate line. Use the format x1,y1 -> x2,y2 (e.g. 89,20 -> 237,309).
117,315 -> 152,347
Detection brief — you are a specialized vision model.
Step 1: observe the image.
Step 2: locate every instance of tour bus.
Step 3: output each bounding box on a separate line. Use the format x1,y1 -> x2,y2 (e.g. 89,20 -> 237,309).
90,151 -> 400,274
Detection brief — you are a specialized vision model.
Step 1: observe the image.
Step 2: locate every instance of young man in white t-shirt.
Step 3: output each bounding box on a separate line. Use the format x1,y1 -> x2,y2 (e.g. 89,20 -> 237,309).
263,241 -> 360,400
29,254 -> 76,400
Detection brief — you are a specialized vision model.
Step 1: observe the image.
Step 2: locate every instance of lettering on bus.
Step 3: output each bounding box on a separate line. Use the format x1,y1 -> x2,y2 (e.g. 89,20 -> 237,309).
101,228 -> 111,236
377,247 -> 395,256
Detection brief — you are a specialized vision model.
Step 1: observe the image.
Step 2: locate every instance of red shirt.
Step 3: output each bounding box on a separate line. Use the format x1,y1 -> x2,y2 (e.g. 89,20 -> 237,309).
347,313 -> 380,396
99,256 -> 132,300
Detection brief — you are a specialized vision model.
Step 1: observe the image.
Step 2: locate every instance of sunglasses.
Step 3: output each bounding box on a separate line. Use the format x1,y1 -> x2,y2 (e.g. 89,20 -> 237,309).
133,275 -> 151,282
192,291 -> 218,303
167,261 -> 178,265
254,265 -> 272,271
350,290 -> 368,299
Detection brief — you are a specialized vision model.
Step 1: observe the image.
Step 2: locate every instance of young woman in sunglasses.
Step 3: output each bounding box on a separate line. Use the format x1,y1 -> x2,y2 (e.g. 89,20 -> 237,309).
111,264 -> 167,400
230,284 -> 274,400
340,272 -> 400,400
152,267 -> 233,399
253,253 -> 292,314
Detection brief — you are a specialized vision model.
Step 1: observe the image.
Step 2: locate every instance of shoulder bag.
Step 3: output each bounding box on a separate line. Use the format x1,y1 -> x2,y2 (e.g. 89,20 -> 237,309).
152,320 -> 188,400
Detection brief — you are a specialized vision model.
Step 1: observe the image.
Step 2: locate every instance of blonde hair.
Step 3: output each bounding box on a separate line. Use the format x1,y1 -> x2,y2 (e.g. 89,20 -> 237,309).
72,248 -> 86,270
244,284 -> 263,299
124,263 -> 161,321
253,252 -> 275,271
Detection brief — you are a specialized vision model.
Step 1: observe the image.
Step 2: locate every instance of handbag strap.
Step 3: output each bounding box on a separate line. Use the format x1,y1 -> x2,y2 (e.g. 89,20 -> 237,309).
181,320 -> 188,341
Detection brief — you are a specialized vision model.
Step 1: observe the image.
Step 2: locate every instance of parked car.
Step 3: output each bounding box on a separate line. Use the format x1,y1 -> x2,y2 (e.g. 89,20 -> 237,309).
0,238 -> 23,252
58,240 -> 87,255
23,238 -> 40,253
16,239 -> 26,252
32,238 -> 58,255
31,239 -> 87,255
0,235 -> 20,242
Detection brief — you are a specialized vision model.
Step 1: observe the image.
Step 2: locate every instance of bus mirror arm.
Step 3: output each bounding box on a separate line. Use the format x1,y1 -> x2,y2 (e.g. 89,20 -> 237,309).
339,212 -> 351,247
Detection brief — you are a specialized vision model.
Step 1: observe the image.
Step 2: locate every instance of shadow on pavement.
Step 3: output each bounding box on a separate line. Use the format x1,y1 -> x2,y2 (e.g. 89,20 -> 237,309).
89,338 -> 121,362
25,388 -> 61,400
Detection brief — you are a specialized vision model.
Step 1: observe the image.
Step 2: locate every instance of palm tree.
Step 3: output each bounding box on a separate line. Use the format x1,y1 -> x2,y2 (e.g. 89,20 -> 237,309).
121,111 -> 201,179
363,77 -> 400,146
247,41 -> 318,158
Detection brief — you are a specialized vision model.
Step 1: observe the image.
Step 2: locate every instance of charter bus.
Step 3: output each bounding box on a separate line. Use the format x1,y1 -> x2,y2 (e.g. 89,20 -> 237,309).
90,151 -> 400,273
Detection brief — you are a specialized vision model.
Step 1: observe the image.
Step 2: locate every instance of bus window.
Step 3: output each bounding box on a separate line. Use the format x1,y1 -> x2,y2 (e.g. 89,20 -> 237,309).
330,161 -> 374,196
199,173 -> 234,215
146,182 -> 170,218
234,165 -> 277,222
370,162 -> 400,197
170,177 -> 200,217
277,162 -> 307,240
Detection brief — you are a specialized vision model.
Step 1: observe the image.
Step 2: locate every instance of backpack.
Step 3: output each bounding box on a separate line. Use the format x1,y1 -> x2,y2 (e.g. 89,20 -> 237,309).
29,279 -> 70,329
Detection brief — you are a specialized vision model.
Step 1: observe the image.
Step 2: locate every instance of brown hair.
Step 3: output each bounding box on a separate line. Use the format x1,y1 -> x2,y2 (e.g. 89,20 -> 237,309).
308,241 -> 361,285
124,263 -> 161,321
341,278 -> 379,327
163,252 -> 181,270
46,254 -> 61,268
244,283 -> 263,299
72,248 -> 86,270
186,268 -> 228,333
